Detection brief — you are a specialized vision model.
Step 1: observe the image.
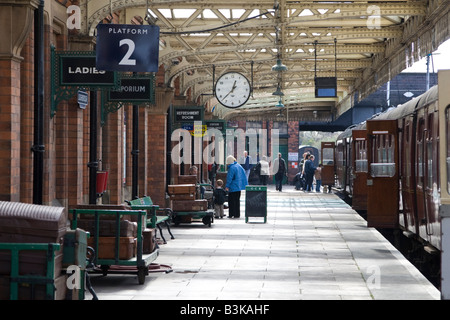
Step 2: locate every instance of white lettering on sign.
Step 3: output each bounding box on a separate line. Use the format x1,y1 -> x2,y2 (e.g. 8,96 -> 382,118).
108,27 -> 149,35
68,67 -> 106,74
116,86 -> 146,93
119,39 -> 136,66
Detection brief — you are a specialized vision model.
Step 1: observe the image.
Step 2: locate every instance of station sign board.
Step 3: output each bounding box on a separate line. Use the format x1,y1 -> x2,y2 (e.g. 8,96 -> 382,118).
205,120 -> 225,133
315,77 -> 337,98
59,54 -> 116,87
108,77 -> 153,103
174,108 -> 203,122
96,24 -> 160,72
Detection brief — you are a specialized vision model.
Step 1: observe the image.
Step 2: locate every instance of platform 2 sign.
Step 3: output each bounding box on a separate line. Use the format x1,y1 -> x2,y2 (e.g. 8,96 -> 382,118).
96,24 -> 160,72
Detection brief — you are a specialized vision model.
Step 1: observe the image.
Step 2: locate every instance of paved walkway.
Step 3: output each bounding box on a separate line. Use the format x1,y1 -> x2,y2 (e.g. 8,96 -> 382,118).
86,185 -> 440,300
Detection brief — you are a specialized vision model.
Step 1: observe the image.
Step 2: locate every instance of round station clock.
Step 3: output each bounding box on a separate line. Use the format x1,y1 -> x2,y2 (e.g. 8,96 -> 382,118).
214,72 -> 251,108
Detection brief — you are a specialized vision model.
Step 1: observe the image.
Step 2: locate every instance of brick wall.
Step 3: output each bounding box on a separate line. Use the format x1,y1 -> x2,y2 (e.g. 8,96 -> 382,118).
0,58 -> 21,202
19,29 -> 34,204
147,113 -> 167,206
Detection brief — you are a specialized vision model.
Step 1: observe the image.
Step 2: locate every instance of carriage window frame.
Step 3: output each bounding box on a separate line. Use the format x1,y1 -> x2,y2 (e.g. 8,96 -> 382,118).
370,133 -> 396,178
417,118 -> 425,187
404,123 -> 411,187
426,113 -> 434,189
322,147 -> 334,165
355,139 -> 368,173
446,106 -> 450,194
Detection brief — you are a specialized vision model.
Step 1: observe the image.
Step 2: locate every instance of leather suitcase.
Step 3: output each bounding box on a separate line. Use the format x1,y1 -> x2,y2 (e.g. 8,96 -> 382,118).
0,274 -> 67,300
177,175 -> 197,185
88,236 -> 136,260
169,193 -> 195,200
171,199 -> 208,211
76,219 -> 138,237
167,184 -> 196,195
143,228 -> 156,254
0,250 -> 63,277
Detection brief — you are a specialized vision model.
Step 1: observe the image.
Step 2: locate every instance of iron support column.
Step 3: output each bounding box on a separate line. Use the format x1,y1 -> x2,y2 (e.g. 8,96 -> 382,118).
88,91 -> 98,204
131,103 -> 139,199
32,0 -> 45,205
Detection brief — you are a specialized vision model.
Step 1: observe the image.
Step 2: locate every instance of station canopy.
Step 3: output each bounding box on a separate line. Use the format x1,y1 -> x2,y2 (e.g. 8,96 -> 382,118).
86,0 -> 449,122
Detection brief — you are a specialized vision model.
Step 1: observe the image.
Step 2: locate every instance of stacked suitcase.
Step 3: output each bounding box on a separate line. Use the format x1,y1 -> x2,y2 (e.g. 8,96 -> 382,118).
71,204 -> 139,260
70,204 -> 157,258
0,201 -> 68,300
168,175 -> 208,223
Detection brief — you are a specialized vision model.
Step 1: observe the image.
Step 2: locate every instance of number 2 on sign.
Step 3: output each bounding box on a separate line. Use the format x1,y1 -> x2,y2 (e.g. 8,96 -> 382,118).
119,39 -> 136,66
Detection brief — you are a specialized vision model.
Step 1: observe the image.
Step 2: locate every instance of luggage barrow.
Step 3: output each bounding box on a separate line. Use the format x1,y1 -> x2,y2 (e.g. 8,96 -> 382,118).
0,242 -> 61,300
172,209 -> 215,227
70,209 -> 159,285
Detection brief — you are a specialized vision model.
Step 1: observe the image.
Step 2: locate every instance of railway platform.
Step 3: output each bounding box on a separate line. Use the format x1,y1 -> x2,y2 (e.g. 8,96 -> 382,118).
86,185 -> 440,301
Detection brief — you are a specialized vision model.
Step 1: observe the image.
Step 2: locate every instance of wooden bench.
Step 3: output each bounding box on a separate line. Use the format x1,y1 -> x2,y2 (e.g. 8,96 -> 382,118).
126,196 -> 175,244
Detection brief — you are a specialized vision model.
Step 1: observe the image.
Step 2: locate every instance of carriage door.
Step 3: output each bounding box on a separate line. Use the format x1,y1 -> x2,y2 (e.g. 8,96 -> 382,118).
352,130 -> 368,211
321,142 -> 335,187
366,120 -> 399,229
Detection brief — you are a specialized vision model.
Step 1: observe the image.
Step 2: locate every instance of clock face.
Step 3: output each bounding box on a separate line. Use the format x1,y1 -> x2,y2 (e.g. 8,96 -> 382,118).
215,72 -> 251,108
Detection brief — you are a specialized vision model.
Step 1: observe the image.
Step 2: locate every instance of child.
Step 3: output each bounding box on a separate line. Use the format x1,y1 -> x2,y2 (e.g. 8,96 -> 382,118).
213,179 -> 227,218
315,164 -> 323,192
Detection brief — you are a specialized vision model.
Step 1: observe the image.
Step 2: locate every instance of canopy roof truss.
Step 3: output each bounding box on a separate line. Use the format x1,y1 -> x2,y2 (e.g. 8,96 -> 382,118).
79,0 -> 449,122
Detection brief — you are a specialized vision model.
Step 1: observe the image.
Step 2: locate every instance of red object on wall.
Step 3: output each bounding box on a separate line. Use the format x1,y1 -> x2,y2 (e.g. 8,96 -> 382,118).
96,171 -> 108,194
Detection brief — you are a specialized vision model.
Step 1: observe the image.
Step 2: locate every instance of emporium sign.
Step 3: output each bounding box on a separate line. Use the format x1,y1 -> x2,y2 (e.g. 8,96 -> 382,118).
108,77 -> 153,103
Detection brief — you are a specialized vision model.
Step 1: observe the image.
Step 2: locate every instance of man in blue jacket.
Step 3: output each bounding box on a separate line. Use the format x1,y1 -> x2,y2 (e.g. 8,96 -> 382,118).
304,154 -> 317,192
225,155 -> 248,218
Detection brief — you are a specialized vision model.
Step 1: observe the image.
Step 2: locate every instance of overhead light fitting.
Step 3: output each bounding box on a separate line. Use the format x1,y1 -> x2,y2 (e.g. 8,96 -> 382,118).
272,59 -> 287,72
272,84 -> 284,96
275,98 -> 284,108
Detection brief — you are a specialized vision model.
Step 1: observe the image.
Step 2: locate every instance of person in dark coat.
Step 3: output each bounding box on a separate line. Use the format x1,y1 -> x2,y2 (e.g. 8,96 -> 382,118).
273,153 -> 287,192
304,154 -> 317,192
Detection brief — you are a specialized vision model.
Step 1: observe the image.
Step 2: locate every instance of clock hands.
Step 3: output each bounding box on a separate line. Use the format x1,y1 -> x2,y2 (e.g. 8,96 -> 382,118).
222,80 -> 237,100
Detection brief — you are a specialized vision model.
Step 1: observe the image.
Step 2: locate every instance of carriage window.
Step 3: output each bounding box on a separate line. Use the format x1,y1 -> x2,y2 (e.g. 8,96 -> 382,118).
417,118 -> 425,187
323,147 -> 334,165
405,124 -> 411,187
427,114 -> 434,189
446,106 -> 450,194
370,133 -> 396,177
355,139 -> 368,172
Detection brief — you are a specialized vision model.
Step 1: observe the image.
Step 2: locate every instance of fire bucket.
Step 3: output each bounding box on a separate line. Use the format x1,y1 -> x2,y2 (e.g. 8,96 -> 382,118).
96,171 -> 108,194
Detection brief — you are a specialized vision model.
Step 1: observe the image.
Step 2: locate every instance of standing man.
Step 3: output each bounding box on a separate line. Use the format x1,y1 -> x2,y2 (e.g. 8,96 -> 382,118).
225,155 -> 248,218
241,151 -> 253,181
304,154 -> 317,192
273,153 -> 287,192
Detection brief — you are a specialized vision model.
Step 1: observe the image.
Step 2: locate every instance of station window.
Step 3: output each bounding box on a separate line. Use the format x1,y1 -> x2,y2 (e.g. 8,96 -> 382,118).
370,133 -> 395,177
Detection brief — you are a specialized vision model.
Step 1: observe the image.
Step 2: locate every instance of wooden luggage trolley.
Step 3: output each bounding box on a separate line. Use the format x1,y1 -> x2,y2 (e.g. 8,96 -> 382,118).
69,208 -> 159,285
168,177 -> 215,227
